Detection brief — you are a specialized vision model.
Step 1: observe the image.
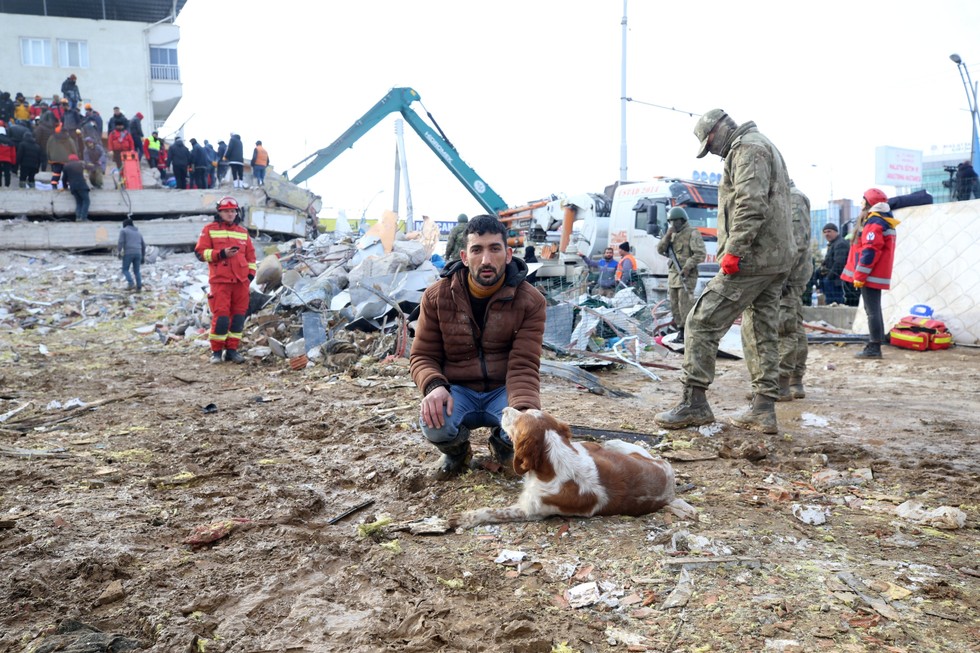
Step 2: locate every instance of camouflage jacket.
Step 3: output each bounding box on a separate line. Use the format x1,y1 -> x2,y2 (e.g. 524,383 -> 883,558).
716,122 -> 795,275
787,184 -> 813,288
657,223 -> 706,287
444,223 -> 468,262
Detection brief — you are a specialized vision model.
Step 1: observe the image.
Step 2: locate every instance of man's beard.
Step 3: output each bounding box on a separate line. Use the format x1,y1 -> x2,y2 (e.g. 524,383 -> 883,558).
470,265 -> 504,287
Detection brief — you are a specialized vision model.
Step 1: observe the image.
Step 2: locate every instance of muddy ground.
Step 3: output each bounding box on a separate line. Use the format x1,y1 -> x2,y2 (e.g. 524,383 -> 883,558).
0,250 -> 978,653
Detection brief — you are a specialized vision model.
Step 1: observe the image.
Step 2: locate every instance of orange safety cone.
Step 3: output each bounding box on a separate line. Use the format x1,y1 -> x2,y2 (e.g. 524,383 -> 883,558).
120,151 -> 143,190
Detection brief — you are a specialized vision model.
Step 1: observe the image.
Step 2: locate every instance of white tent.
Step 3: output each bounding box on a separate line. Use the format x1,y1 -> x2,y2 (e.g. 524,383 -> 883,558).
852,199 -> 980,346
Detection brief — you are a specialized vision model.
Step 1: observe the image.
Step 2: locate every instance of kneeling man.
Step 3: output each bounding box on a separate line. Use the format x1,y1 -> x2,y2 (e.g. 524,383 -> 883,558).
411,215 -> 546,479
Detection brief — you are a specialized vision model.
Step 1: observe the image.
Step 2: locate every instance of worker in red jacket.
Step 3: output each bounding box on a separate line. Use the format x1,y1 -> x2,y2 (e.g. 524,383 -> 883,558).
106,122 -> 134,169
841,189 -> 899,359
194,197 -> 257,364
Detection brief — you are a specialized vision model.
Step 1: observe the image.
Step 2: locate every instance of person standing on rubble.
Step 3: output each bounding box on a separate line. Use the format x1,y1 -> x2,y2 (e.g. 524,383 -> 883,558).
118,218 -> 146,292
656,207 -> 706,342
106,122 -> 134,171
168,137 -> 190,189
16,129 -> 42,189
62,154 -> 90,221
250,140 -> 269,187
46,124 -> 77,190
60,74 -> 81,110
189,138 -> 209,189
0,124 -> 15,188
579,246 -> 619,297
195,196 -> 257,364
225,133 -> 245,188
215,140 -> 228,186
615,241 -> 637,287
841,189 -> 899,359
655,108 -> 794,435
776,181 -> 813,400
411,214 -> 546,480
444,213 -> 469,263
82,137 -> 106,189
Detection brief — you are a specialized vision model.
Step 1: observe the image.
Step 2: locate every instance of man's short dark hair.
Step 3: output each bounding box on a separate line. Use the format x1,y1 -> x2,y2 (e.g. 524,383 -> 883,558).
465,214 -> 508,243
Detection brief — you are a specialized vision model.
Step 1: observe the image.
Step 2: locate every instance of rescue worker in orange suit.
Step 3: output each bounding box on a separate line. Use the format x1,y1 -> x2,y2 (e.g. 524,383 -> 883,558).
841,188 -> 899,360
195,197 -> 257,364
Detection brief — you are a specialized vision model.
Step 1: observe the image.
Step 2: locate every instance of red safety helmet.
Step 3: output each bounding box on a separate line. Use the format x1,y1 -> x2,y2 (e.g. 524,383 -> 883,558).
863,188 -> 887,206
216,196 -> 239,212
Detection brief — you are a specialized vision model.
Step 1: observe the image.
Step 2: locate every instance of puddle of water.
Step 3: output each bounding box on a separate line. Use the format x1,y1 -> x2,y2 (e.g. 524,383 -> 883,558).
801,413 -> 829,428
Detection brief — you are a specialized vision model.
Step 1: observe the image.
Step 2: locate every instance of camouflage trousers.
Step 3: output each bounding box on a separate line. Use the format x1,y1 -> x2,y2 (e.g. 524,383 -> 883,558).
681,271 -> 788,398
668,274 -> 698,329
778,283 -> 808,378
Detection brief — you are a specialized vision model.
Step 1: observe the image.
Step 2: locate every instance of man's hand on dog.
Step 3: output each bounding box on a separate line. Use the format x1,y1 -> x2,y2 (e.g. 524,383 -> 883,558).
421,386 -> 453,428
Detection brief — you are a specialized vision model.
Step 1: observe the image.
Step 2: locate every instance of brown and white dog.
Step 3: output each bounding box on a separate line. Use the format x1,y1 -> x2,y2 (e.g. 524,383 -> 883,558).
452,407 -> 696,528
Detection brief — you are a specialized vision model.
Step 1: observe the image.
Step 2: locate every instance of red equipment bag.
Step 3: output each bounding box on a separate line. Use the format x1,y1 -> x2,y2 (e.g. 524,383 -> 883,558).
888,315 -> 953,351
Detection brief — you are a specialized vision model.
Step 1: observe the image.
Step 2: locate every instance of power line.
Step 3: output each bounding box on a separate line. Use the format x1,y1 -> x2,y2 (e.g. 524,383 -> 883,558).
623,97 -> 699,117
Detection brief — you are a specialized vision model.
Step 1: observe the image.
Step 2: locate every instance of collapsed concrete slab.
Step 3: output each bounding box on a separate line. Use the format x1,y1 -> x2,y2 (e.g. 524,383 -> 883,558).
0,215 -> 211,250
0,170 -> 322,249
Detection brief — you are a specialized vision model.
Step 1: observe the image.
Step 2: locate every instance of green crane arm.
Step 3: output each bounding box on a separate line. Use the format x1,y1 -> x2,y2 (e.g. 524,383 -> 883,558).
290,87 -> 508,215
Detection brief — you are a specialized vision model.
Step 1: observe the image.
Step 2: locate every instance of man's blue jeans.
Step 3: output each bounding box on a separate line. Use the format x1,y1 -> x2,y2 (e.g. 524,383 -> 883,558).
122,253 -> 142,289
420,385 -> 511,447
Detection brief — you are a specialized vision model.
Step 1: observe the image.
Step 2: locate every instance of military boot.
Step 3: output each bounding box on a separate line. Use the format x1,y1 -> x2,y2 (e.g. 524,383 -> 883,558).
209,350 -> 224,364
777,376 -> 793,402
488,427 -> 515,472
789,375 -> 806,399
855,342 -> 882,359
654,386 -> 714,429
729,394 -> 778,434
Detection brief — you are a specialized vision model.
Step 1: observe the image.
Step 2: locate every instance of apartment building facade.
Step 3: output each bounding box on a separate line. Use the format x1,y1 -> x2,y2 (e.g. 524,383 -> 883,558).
1,0 -> 188,130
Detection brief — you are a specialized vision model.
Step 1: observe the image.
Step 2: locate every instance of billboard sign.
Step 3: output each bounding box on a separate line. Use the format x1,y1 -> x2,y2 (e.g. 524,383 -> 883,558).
875,146 -> 922,186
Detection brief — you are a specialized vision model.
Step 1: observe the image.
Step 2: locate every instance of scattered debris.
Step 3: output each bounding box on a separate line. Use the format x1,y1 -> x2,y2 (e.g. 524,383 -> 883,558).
895,500 -> 967,529
792,503 -> 831,526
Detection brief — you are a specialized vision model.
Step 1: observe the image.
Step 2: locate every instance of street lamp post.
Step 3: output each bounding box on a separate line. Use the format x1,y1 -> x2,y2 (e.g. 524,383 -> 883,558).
950,53 -> 980,172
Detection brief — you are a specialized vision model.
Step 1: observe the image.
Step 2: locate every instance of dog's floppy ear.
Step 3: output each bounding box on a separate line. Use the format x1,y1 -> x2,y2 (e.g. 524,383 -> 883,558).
512,422 -> 542,475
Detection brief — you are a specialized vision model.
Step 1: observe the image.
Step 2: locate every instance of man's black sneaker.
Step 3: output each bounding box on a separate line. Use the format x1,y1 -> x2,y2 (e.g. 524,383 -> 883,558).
209,351 -> 224,364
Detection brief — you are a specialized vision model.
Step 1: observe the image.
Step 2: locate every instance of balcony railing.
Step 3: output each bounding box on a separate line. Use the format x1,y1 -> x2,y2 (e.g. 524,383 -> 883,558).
150,64 -> 180,82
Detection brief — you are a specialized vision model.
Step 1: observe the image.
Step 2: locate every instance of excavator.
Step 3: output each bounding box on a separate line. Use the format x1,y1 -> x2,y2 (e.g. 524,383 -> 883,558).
289,87 -> 508,215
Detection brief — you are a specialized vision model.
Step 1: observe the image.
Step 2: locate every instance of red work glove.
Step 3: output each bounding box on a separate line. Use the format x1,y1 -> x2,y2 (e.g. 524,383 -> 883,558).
720,253 -> 741,275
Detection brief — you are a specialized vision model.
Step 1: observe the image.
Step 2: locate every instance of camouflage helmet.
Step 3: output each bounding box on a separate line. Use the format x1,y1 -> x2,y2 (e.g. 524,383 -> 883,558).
694,108 -> 728,159
667,207 -> 689,223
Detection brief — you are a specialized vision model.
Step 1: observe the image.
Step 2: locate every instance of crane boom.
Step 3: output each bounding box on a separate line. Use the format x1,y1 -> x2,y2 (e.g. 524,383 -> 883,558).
290,87 -> 508,215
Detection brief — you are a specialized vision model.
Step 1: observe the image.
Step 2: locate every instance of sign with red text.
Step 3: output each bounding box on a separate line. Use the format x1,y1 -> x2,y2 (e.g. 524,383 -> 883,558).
875,146 -> 923,186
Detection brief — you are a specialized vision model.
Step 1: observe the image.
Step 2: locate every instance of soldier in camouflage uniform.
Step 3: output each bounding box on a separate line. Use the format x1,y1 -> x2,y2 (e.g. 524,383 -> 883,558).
657,207 -> 706,343
655,109 -> 795,434
444,214 -> 469,263
777,181 -> 813,400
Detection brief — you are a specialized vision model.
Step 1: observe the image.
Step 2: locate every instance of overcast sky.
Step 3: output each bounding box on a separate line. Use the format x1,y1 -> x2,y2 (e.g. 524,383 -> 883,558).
168,0 -> 980,222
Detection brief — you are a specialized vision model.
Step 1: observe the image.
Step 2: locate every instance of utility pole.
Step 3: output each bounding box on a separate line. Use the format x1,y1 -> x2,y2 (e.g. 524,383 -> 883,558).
950,53 -> 980,172
619,0 -> 628,182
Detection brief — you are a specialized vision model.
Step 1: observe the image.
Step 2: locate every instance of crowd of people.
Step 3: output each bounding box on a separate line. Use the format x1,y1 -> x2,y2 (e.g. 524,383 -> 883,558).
0,76 -> 271,197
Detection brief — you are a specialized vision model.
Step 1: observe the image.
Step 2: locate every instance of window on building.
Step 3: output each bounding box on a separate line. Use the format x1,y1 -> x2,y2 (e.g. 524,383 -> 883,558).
21,38 -> 52,66
59,40 -> 89,68
149,47 -> 180,81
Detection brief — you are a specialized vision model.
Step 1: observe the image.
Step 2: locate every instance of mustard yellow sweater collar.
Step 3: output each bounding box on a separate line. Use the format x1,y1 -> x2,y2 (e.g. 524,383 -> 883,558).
467,273 -> 505,298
